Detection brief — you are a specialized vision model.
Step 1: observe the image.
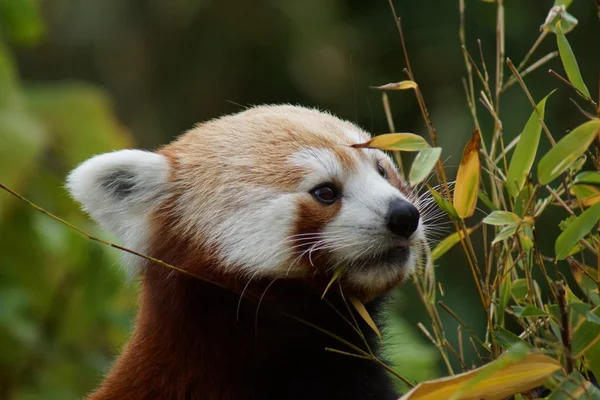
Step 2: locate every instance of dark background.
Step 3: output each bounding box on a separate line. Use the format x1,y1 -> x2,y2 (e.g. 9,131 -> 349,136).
1,0 -> 599,398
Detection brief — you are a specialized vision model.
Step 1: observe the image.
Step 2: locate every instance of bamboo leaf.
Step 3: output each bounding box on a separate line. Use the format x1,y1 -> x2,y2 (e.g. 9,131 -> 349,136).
555,202 -> 600,260
511,279 -> 530,302
493,326 -> 533,350
351,133 -> 429,151
572,171 -> 600,206
556,21 -> 591,98
321,267 -> 344,299
512,306 -> 551,318
453,129 -> 481,219
349,297 -> 381,339
548,371 -> 600,400
409,147 -> 442,186
506,91 -> 553,197
371,80 -> 418,91
431,229 -> 474,260
492,224 -> 518,244
478,190 -> 499,212
483,211 -> 521,226
584,343 -> 600,387
572,306 -> 600,358
575,171 -> 600,185
427,186 -> 459,220
398,345 -> 562,400
538,119 -> 600,185
498,273 -> 512,327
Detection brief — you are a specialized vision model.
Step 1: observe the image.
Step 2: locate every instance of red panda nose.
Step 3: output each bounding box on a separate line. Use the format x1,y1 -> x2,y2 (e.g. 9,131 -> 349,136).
387,199 -> 420,238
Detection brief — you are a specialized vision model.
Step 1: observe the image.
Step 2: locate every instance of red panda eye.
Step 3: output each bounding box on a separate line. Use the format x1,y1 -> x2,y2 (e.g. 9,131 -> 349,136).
377,162 -> 387,179
310,184 -> 340,205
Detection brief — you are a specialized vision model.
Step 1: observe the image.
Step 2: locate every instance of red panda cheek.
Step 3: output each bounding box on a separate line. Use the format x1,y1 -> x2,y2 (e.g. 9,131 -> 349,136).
294,198 -> 342,233
291,198 -> 343,271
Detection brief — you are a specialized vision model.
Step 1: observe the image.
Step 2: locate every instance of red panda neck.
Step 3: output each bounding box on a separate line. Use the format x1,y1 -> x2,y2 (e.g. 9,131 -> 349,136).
86,263 -> 398,400
86,210 -> 398,400
88,265 -> 259,399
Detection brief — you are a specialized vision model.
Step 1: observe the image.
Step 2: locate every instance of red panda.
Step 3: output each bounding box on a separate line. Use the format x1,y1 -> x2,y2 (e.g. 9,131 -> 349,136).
67,105 -> 426,400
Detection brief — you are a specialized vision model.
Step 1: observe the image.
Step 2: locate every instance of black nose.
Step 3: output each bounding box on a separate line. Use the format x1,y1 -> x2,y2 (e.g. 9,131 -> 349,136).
387,199 -> 420,238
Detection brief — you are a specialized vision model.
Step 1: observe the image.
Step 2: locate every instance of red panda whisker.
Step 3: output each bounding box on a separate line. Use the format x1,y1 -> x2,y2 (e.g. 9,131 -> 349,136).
254,277 -> 280,342
236,269 -> 264,322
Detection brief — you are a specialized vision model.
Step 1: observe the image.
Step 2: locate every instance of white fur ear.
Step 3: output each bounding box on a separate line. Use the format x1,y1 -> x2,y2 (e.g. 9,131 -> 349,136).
66,149 -> 171,271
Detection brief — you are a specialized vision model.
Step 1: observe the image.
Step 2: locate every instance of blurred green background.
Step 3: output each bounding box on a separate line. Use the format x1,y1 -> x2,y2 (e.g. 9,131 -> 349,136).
0,0 -> 598,398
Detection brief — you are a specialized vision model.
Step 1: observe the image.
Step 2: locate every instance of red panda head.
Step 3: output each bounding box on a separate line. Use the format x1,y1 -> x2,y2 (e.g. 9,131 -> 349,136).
67,105 -> 426,298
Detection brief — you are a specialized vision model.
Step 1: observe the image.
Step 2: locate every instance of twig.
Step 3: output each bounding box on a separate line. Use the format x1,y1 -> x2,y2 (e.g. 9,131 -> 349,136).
503,52 -> 558,91
555,282 -> 574,374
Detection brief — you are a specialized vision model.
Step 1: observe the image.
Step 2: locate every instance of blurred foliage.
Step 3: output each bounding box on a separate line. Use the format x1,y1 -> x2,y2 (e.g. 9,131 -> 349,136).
0,0 -> 599,398
0,3 -> 136,398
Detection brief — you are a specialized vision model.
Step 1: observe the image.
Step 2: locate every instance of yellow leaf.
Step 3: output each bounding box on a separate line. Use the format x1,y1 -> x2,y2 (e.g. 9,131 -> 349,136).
351,133 -> 429,151
431,229 -> 474,260
453,129 -> 481,219
321,267 -> 344,299
371,80 -> 418,91
399,352 -> 562,400
349,297 -> 381,339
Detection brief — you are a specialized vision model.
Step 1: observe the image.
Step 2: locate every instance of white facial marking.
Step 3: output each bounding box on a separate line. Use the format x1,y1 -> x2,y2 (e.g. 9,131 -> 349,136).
66,105 -> 427,293
342,128 -> 369,145
66,150 -> 171,273
204,188 -> 299,276
289,148 -> 345,191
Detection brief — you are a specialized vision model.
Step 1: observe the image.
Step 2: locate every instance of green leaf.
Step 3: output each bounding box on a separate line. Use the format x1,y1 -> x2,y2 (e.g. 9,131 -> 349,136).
511,279 -> 529,302
555,202 -> 600,260
548,371 -> 600,400
585,342 -> 600,386
506,92 -> 553,197
493,326 -> 533,350
572,306 -> 600,358
518,225 -> 535,251
570,302 -> 592,318
483,211 -> 520,226
497,273 -> 511,326
478,190 -> 499,212
431,229 -> 473,260
513,184 -> 534,218
572,264 -> 600,306
556,21 -> 591,98
538,119 -> 600,185
572,171 -> 600,205
575,171 -> 600,185
492,224 -> 518,244
512,306 -> 551,318
409,147 -> 442,186
427,187 -> 459,220
588,311 -> 600,325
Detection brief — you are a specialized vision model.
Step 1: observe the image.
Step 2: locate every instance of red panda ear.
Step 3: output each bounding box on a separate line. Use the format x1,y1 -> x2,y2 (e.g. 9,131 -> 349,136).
66,149 -> 171,271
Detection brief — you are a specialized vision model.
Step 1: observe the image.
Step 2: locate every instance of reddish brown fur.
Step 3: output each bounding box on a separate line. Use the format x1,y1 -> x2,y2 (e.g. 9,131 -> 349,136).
86,205 -> 388,399
85,107 -> 408,399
